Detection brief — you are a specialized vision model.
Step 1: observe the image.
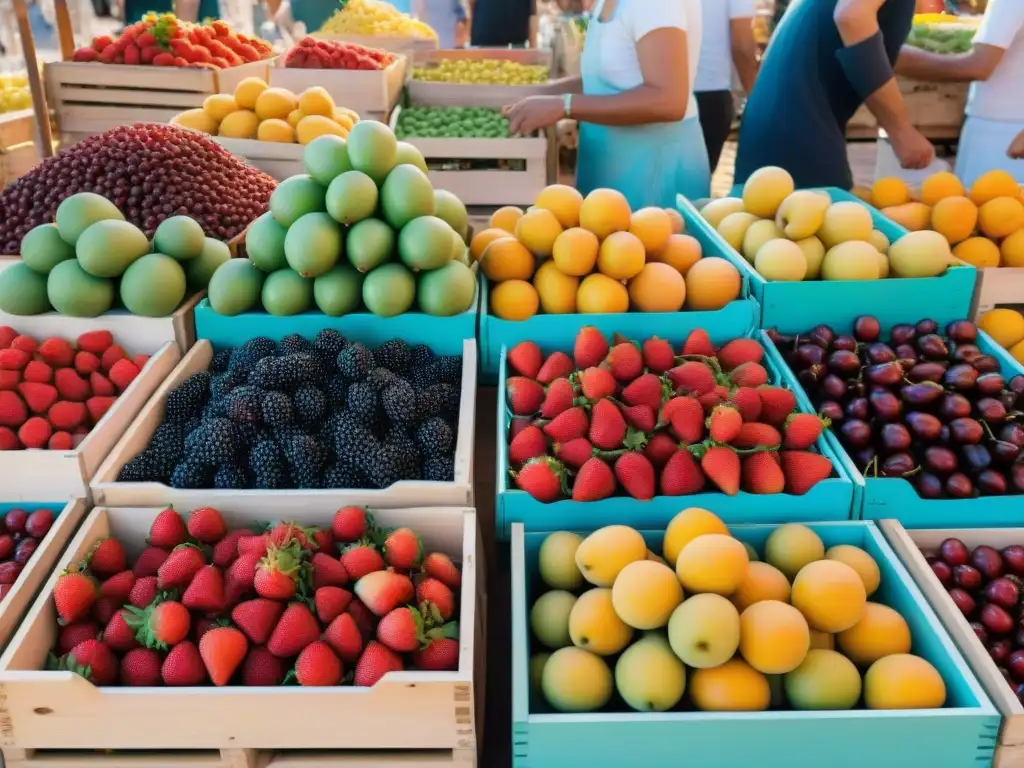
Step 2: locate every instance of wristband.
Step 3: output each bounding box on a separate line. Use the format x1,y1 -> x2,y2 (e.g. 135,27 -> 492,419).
835,30 -> 894,101
563,93 -> 573,118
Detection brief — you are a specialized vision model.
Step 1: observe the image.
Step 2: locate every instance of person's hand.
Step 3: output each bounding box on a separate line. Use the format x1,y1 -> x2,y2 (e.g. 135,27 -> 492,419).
890,125 -> 935,170
1008,129 -> 1024,160
504,96 -> 566,136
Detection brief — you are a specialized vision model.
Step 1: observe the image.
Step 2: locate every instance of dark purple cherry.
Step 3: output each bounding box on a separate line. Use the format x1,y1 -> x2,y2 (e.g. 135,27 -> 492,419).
924,446 -> 958,475
990,440 -> 1020,466
1001,423 -> 1024,448
916,319 -> 938,335
906,412 -> 943,441
916,472 -> 944,499
870,390 -> 903,421
821,374 -> 846,400
946,472 -> 975,498
828,350 -> 861,377
880,423 -> 912,454
908,362 -> 946,383
940,393 -> 972,420
952,343 -> 982,363
973,355 -> 1001,374
976,373 -> 1006,396
946,320 -> 978,343
1010,375 -> 1024,395
846,397 -> 869,421
944,364 -> 979,391
917,334 -> 949,360
840,419 -> 873,449
854,316 -> 881,343
891,324 -> 917,346
961,444 -> 992,473
794,344 -> 826,367
975,397 -> 1007,423
866,343 -> 896,364
949,418 -> 984,445
900,382 -> 944,407
978,469 -> 1008,496
818,401 -> 844,423
866,362 -> 904,387
833,335 -> 858,352
881,453 -> 915,477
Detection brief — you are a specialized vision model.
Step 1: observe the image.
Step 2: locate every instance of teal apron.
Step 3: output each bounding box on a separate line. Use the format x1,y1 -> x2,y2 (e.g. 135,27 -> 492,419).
576,0 -> 710,208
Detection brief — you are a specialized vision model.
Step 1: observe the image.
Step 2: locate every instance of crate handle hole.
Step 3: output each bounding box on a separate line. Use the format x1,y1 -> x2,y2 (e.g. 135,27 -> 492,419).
33,707 -> 52,715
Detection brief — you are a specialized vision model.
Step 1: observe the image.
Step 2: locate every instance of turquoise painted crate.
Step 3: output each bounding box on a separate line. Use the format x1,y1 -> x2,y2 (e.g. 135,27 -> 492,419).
495,331 -> 856,539
478,220 -> 762,379
510,520 -> 1000,768
762,325 -> 1024,528
679,191 -> 978,333
193,283 -> 479,357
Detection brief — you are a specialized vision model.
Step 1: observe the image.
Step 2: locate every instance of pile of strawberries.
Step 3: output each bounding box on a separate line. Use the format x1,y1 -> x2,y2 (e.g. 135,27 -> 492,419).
72,17 -> 275,68
507,327 -> 834,502
283,37 -> 396,70
49,506 -> 462,687
0,507 -> 56,600
0,327 -> 147,451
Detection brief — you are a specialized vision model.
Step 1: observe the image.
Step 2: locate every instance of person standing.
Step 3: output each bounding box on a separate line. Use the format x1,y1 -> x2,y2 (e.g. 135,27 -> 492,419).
736,0 -> 934,190
695,0 -> 759,173
413,0 -> 468,48
504,0 -> 709,206
896,0 -> 1024,185
468,0 -> 536,46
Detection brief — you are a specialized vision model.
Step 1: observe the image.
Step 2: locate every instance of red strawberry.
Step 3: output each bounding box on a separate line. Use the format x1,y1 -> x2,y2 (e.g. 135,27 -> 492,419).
47,401 -> 85,431
354,570 -> 414,617
618,402 -> 656,432
37,337 -> 74,367
108,359 -> 140,392
354,640 -> 404,687
416,577 -> 455,621
0,348 -> 29,370
729,387 -> 763,422
0,371 -> 18,392
311,552 -> 349,589
537,351 -> 574,384
576,367 -> 617,401
91,596 -> 120,626
254,543 -> 302,600
267,603 -> 320,657
187,506 -> 226,543
98,570 -> 136,603
18,382 -> 57,414
296,640 -> 343,686
589,399 -> 627,450
605,342 -> 643,381
315,586 -> 352,624
199,626 -> 248,686
733,422 -> 782,450
58,621 -> 99,654
413,634 -> 460,671
641,337 -> 676,373
76,330 -> 112,355
62,639 -> 118,684
103,610 -> 139,652
22,360 -> 52,383
18,417 -> 50,448
667,361 -> 716,396
54,368 -> 89,402
540,377 -> 577,419
48,431 -> 73,449
543,406 -> 589,443
54,566 -> 96,623
241,645 -> 284,686
148,508 -> 188,548
237,535 -> 269,559
88,371 -> 116,395
731,362 -> 769,388
615,452 -> 656,500
212,529 -> 250,568
507,376 -> 545,415
377,606 -> 426,652
232,599 -> 285,644
157,544 -> 206,590
508,417 -> 532,441
682,328 -> 715,356
86,396 -> 116,424
8,335 -> 33,354
324,612 -> 364,662
758,386 -> 797,425
784,413 -> 828,450
514,456 -> 566,501
708,405 -> 743,443
182,565 -> 226,612
0,326 -> 14,348
660,449 -> 706,495
509,425 -> 547,465
0,391 -> 26,427
310,528 -> 333,553
508,341 -> 543,379
699,385 -> 730,414
717,338 -> 764,371
162,640 -> 207,685
622,373 -> 666,411
555,436 -> 598,469
340,541 -> 385,581
100,344 -> 127,372
645,431 -> 679,467
74,351 -> 100,376
267,521 -> 315,550
332,506 -> 369,542
664,396 -> 704,443
781,451 -> 833,495
700,445 -> 742,495
743,451 -> 785,494
574,327 -> 609,369
225,551 -> 261,602
133,546 -> 169,578
126,599 -> 191,649
572,457 -> 616,501
383,527 -> 422,570
88,537 -> 126,578
422,552 -> 461,589
121,647 -> 162,686
128,576 -> 158,608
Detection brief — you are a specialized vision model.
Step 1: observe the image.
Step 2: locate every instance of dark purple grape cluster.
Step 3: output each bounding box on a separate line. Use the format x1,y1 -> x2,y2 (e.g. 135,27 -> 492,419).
0,123 -> 277,251
769,316 -> 1024,500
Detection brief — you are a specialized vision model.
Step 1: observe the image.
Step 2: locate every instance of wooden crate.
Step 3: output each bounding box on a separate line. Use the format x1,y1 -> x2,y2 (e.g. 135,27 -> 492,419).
44,60 -> 271,143
880,520 -> 1024,768
0,110 -> 35,150
312,33 -> 438,55
0,110 -> 42,188
214,137 -> 304,181
91,338 -> 477,510
970,266 -> 1024,322
848,78 -> 968,141
390,105 -> 552,207
0,504 -> 485,768
408,49 -> 558,110
269,55 -> 406,121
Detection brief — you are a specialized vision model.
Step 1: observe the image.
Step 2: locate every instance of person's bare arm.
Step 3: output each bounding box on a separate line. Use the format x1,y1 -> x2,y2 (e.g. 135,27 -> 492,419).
730,16 -> 759,94
897,42 -> 1005,81
1009,128 -> 1024,159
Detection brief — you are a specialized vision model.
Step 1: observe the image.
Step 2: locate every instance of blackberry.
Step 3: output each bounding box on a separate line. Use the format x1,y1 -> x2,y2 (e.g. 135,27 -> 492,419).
314,329 -> 347,359
384,427 -> 421,481
346,381 -> 379,424
424,454 -> 455,482
210,349 -> 232,373
410,344 -> 435,369
280,334 -> 313,356
145,422 -> 187,470
202,401 -> 226,421
436,383 -> 461,415
169,460 -> 214,489
214,464 -> 249,489
415,385 -> 444,421
212,368 -> 247,400
247,357 -> 279,390
367,367 -> 399,389
117,452 -> 162,482
292,385 -> 327,425
224,386 -> 262,424
280,433 -> 328,489
374,340 -> 411,374
276,352 -> 324,389
337,343 -> 374,382
230,337 -> 277,372
382,379 -> 417,426
324,377 -> 349,408
329,412 -> 397,488
249,438 -> 289,489
164,372 -> 211,424
184,418 -> 201,437
183,418 -> 239,467
432,356 -> 462,385
324,461 -> 367,489
416,417 -> 454,455
230,421 -> 259,447
261,391 -> 295,428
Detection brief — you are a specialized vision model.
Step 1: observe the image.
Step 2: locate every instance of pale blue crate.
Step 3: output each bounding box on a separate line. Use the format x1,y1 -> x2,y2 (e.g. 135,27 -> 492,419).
510,520 -> 1000,768
495,330 -> 856,539
678,191 -> 978,333
193,282 -> 479,357
762,326 -> 1024,528
478,220 -> 762,379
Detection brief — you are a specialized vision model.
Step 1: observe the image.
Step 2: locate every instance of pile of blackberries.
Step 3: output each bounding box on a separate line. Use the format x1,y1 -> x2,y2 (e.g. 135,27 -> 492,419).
117,331 -> 462,490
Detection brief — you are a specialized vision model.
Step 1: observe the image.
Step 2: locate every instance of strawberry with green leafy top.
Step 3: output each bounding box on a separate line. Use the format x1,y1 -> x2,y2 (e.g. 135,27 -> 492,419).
383,527 -> 422,570
88,538 -> 126,578
377,606 -> 426,653
416,578 -> 454,621
412,622 -> 460,671
332,506 -> 371,543
55,638 -> 118,685
253,542 -> 303,600
340,540 -> 385,581
125,599 -> 191,650
54,565 -> 96,624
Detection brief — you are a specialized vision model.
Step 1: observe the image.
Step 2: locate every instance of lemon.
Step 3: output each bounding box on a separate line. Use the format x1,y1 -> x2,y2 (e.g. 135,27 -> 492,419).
296,115 -> 345,145
233,77 -> 268,111
257,118 -> 296,143
203,93 -> 238,123
218,109 -> 259,139
299,86 -> 335,118
254,87 -> 299,121
287,109 -> 303,128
